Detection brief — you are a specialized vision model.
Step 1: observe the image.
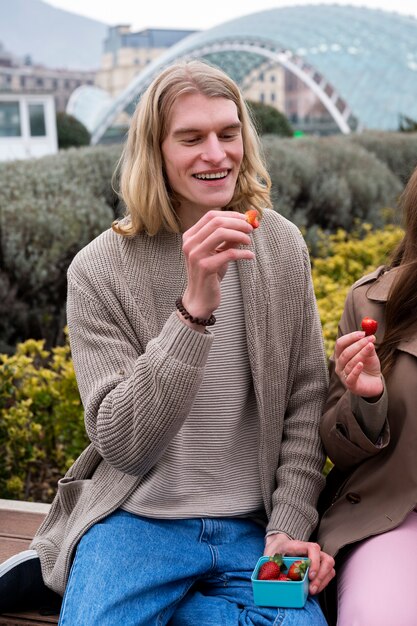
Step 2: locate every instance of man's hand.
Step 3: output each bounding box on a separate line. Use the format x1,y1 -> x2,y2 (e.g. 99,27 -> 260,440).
181,210 -> 255,322
264,533 -> 335,595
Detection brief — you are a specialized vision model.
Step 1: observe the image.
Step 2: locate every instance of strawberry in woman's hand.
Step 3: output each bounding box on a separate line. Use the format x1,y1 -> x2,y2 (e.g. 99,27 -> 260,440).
287,559 -> 311,581
257,554 -> 284,580
245,209 -> 260,228
361,317 -> 378,336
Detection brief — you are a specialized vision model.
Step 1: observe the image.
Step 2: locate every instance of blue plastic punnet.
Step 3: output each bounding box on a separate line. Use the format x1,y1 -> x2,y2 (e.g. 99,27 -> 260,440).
251,556 -> 310,608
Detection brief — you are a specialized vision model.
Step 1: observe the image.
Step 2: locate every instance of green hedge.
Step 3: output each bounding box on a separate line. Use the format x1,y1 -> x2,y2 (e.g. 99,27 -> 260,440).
0,131 -> 415,353
262,135 -> 403,237
0,145 -> 123,353
349,131 -> 417,184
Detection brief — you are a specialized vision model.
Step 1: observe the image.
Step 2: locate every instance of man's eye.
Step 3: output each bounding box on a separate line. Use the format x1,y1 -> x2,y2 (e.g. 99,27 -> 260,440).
182,137 -> 200,145
221,132 -> 239,140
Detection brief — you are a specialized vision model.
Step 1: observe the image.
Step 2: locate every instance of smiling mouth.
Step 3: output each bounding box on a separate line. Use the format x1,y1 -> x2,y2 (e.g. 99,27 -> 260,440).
193,170 -> 229,180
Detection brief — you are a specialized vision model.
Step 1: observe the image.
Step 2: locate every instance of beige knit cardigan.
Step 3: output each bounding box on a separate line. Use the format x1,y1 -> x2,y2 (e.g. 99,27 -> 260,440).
31,208 -> 328,595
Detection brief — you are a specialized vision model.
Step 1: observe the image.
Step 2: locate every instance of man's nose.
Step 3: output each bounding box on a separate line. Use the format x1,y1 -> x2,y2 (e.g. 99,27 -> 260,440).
201,135 -> 226,162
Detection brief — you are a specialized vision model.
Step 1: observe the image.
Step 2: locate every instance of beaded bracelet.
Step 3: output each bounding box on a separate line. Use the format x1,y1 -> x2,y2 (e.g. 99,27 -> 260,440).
175,297 -> 216,327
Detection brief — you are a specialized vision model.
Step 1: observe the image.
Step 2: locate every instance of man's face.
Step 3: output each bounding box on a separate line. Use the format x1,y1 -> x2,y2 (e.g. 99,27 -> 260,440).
161,92 -> 244,226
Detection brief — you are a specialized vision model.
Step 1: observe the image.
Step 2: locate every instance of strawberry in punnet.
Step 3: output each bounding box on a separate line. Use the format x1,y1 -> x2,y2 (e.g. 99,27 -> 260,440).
361,316 -> 378,336
245,209 -> 260,228
287,559 -> 311,581
257,554 -> 284,580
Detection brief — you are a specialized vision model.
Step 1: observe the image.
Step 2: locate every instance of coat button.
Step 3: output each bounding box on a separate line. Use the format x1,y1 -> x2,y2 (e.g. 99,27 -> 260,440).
346,492 -> 361,504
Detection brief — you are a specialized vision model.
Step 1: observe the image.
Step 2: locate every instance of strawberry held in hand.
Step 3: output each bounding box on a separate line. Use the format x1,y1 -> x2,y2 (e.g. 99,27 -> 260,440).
245,209 -> 260,228
287,559 -> 311,581
361,316 -> 378,336
257,554 -> 284,580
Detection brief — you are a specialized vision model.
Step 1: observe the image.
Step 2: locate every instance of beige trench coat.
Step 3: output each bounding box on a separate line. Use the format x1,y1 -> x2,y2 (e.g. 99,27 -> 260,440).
317,266 -> 417,558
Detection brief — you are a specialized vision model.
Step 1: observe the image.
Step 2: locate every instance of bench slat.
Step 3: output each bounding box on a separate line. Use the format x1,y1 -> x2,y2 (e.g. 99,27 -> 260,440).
0,511 -> 45,540
0,537 -> 33,563
0,502 -> 57,625
0,612 -> 58,625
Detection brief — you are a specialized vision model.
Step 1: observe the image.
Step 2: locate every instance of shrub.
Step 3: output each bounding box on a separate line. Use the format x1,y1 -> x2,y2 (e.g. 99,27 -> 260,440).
349,131 -> 417,185
246,100 -> 293,137
311,224 -> 404,357
0,334 -> 87,502
0,144 -> 123,353
262,135 -> 403,240
0,133 -> 409,353
399,115 -> 417,133
56,112 -> 91,149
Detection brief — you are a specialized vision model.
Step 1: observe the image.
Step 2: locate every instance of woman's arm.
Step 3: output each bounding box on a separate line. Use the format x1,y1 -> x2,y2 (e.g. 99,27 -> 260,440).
320,287 -> 389,472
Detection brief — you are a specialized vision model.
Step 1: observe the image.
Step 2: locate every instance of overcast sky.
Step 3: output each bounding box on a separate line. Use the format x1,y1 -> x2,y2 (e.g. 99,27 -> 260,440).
44,0 -> 417,30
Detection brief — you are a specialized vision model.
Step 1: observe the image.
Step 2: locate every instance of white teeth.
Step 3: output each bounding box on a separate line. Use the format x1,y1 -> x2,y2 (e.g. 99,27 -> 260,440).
194,171 -> 228,180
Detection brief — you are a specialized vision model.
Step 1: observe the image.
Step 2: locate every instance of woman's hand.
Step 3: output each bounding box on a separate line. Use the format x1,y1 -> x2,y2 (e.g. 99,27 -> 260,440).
335,331 -> 383,399
181,210 -> 255,321
264,533 -> 335,595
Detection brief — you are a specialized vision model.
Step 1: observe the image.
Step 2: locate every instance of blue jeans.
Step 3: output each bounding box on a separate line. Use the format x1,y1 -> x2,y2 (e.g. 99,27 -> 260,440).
58,511 -> 327,626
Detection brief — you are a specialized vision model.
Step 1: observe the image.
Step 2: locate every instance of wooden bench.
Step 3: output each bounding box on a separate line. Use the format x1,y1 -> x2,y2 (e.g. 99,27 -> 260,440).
0,499 -> 59,626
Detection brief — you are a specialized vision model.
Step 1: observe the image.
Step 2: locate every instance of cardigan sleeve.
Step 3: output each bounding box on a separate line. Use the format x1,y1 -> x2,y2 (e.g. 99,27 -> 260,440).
67,273 -> 214,476
266,245 -> 329,540
320,286 -> 390,473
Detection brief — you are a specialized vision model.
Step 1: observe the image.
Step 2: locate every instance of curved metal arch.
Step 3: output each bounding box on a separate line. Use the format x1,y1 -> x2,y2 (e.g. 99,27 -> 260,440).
91,38 -> 353,145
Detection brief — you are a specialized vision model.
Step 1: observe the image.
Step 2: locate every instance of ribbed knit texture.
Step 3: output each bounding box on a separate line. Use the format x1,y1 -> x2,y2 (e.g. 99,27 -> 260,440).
123,262 -> 262,517
31,209 -> 328,596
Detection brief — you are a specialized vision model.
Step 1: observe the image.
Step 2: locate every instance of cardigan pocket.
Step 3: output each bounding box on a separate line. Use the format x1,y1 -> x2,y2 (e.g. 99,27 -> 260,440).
57,476 -> 92,516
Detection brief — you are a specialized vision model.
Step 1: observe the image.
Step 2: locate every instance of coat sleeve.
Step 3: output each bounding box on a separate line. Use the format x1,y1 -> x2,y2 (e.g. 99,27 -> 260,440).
267,245 -> 329,540
320,286 -> 390,473
67,271 -> 213,476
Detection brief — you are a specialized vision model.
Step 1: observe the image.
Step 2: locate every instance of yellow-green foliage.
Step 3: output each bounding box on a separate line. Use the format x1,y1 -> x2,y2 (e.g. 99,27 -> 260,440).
312,224 -> 404,357
0,335 -> 87,501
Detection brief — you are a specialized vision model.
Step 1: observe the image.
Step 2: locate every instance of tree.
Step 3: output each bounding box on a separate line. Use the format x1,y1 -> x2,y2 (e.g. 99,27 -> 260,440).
399,114 -> 417,133
56,112 -> 91,149
246,100 -> 293,137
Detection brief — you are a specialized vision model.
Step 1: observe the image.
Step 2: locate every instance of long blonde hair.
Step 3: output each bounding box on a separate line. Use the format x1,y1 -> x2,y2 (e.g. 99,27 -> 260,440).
113,59 -> 272,236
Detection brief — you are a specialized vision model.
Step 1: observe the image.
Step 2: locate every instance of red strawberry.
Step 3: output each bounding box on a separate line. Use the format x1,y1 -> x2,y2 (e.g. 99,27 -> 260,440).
245,209 -> 260,228
277,573 -> 291,581
361,317 -> 378,336
257,553 -> 284,580
287,559 -> 310,581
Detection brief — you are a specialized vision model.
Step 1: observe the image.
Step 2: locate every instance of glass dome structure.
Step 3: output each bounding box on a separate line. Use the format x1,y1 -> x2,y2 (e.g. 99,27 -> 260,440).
83,4 -> 417,144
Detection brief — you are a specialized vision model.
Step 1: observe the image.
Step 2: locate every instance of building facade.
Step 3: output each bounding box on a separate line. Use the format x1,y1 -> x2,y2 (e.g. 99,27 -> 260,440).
0,93 -> 58,161
95,26 -> 197,98
0,42 -> 95,112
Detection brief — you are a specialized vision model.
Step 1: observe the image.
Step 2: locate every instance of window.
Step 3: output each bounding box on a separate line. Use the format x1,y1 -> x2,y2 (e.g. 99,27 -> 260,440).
29,103 -> 46,136
0,101 -> 21,137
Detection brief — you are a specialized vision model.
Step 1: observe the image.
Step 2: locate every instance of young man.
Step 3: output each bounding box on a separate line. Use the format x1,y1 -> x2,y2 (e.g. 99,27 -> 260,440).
1,60 -> 334,624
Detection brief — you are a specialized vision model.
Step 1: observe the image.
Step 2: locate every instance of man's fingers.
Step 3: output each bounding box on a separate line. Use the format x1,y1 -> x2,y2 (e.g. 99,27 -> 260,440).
183,211 -> 251,246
